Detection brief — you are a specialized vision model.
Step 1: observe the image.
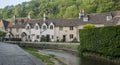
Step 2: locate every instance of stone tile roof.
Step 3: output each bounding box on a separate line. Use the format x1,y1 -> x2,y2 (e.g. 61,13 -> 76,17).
1,20 -> 9,28
7,11 -> 120,28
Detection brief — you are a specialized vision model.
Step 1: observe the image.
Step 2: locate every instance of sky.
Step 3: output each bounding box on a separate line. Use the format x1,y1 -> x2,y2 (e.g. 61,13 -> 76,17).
0,0 -> 31,8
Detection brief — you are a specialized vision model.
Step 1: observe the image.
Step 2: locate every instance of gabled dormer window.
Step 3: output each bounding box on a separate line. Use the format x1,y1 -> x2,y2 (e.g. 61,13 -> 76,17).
106,15 -> 112,21
83,16 -> 88,22
26,26 -> 30,30
50,25 -> 53,30
43,25 -> 47,30
35,26 -> 39,30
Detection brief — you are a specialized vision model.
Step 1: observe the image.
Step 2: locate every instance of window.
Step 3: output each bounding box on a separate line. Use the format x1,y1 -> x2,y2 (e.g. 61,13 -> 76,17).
51,35 -> 54,39
70,26 -> 74,30
59,27 -> 63,30
50,25 -> 53,30
26,26 -> 30,30
106,15 -> 112,21
28,35 -> 30,39
36,35 -> 39,39
83,17 -> 88,22
70,34 -> 74,39
35,26 -> 38,30
43,25 -> 46,30
16,35 -> 19,38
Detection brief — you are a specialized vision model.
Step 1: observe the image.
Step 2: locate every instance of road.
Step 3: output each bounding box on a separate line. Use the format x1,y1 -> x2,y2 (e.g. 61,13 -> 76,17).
0,42 -> 44,65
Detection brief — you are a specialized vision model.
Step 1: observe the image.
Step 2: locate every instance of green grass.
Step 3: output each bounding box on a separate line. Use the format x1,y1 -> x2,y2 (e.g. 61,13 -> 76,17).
23,47 -> 54,65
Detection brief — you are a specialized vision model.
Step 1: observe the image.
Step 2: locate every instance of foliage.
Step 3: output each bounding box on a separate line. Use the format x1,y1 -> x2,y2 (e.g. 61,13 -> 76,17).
79,25 -> 120,59
71,38 -> 78,43
0,0 -> 120,19
40,36 -> 46,42
4,38 -> 21,41
83,24 -> 95,29
0,31 -> 6,37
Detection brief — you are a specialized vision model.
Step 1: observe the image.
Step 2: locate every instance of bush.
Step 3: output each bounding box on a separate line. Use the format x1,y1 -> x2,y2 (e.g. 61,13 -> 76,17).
4,38 -> 21,41
0,31 -> 6,37
83,24 -> 95,29
40,36 -> 46,42
79,25 -> 120,59
71,38 -> 78,43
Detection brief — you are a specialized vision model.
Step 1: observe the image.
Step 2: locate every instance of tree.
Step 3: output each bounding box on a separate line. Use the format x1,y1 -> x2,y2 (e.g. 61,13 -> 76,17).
63,5 -> 78,18
0,0 -> 120,19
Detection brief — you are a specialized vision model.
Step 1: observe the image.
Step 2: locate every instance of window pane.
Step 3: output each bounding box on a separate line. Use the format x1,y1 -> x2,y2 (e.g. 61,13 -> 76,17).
35,26 -> 38,30
43,26 -> 46,30
50,25 -> 53,30
70,26 -> 73,30
70,34 -> 73,39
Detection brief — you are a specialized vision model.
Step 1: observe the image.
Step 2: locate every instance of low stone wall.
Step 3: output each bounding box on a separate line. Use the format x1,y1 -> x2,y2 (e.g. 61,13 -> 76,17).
5,41 -> 79,55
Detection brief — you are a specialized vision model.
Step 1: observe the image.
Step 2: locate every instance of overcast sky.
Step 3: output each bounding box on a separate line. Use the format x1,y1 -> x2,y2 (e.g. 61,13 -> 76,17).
0,0 -> 31,8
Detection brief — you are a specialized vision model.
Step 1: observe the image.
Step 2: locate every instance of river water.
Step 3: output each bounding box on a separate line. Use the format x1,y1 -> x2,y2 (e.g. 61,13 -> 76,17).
38,49 -> 119,65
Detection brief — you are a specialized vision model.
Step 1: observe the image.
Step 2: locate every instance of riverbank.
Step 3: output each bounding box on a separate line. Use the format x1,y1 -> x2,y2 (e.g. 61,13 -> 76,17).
38,49 -> 80,65
81,52 -> 120,65
23,47 -> 66,65
5,41 -> 79,55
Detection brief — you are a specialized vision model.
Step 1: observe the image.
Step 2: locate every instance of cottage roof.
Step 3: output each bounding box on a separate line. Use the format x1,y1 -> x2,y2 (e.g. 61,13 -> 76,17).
8,11 -> 120,28
0,20 -> 9,28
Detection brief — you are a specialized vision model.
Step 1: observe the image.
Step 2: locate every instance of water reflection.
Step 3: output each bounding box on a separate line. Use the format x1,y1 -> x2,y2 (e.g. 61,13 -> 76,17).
80,57 -> 118,65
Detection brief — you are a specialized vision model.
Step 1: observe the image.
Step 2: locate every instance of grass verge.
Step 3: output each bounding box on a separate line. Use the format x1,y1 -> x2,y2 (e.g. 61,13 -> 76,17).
23,47 -> 55,65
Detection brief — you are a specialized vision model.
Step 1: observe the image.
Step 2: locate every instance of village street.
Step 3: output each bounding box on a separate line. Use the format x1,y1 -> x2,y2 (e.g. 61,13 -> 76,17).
0,42 -> 44,65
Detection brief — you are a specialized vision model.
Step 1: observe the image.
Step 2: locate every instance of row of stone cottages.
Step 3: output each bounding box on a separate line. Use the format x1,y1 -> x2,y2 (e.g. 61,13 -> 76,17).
0,10 -> 120,42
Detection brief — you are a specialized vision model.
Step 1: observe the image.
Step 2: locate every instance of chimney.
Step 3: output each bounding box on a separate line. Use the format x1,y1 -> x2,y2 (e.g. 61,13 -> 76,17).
106,14 -> 113,21
13,15 -> 16,20
28,13 -> 31,19
83,15 -> 89,22
79,9 -> 85,19
43,13 -> 48,21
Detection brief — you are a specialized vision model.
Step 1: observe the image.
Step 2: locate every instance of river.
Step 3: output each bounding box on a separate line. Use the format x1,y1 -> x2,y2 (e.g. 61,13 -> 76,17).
38,49 -> 119,65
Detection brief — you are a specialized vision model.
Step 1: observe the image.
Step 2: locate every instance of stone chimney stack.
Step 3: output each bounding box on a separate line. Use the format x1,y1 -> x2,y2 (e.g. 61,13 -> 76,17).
28,13 -> 31,19
43,12 -> 48,21
79,9 -> 85,19
13,15 -> 16,20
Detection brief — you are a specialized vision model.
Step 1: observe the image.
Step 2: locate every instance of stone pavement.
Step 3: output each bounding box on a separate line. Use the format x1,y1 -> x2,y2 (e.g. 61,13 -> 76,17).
0,42 -> 44,65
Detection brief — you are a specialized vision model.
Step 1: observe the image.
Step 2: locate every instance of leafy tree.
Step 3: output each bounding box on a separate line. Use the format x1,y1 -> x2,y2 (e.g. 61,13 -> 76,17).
0,0 -> 120,19
63,5 -> 78,18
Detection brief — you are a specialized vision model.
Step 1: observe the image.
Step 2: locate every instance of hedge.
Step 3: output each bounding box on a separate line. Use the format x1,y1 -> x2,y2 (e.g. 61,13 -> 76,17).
79,25 -> 120,58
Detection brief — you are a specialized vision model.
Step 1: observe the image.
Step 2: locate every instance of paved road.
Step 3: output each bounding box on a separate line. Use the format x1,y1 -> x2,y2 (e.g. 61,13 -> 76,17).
0,42 -> 44,65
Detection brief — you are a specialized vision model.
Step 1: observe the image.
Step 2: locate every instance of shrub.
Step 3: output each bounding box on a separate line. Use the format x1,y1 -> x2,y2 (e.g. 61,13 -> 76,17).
40,36 -> 46,42
0,31 -> 6,37
71,38 -> 78,43
83,24 -> 95,29
4,38 -> 21,41
79,25 -> 120,59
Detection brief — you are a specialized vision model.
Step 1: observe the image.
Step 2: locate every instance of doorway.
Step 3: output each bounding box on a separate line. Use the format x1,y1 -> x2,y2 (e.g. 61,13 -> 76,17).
63,35 -> 66,42
46,35 -> 50,42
